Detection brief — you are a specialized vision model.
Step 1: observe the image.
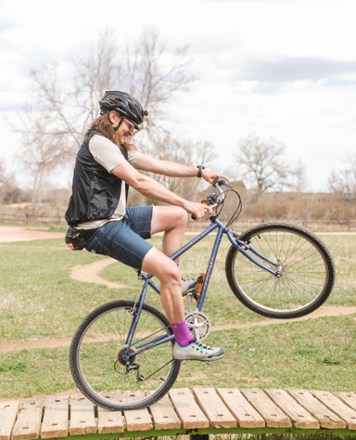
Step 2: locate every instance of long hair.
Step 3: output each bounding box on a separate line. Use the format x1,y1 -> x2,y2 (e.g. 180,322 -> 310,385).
84,112 -> 134,151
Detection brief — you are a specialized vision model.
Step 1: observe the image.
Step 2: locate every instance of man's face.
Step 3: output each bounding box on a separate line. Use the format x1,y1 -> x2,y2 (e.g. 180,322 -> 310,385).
109,111 -> 136,144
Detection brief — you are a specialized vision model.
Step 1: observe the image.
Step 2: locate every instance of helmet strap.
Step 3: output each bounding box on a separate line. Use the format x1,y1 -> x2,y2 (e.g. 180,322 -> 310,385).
113,116 -> 125,132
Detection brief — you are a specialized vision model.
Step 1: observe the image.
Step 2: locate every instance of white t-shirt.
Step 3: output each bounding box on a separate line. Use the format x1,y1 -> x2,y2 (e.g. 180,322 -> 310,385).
78,134 -> 142,230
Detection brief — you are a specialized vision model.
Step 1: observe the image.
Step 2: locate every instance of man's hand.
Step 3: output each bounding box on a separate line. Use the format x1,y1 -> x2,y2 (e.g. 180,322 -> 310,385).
183,201 -> 214,220
202,169 -> 230,185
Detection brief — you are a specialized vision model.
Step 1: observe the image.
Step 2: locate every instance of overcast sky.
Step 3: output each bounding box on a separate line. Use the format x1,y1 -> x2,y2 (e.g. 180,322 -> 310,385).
1,0 -> 356,191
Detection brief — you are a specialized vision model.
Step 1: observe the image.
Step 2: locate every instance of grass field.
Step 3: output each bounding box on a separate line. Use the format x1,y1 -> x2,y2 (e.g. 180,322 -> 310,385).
0,229 -> 355,398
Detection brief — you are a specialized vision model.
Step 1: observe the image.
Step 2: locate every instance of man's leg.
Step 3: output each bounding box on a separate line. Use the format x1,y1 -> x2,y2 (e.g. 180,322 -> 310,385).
142,206 -> 224,360
142,247 -> 184,323
142,246 -> 223,360
143,206 -> 191,341
150,205 -> 188,258
150,205 -> 197,293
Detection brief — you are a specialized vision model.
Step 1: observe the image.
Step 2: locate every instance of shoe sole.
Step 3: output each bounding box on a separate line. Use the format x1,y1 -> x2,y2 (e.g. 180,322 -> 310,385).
173,352 -> 224,361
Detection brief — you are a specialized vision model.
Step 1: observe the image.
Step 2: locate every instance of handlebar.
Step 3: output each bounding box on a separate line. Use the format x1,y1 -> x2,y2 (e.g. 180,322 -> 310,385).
214,177 -> 229,193
191,177 -> 229,220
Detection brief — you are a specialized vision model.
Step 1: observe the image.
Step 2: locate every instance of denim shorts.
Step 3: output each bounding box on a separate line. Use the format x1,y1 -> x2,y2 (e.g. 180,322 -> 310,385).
85,206 -> 153,270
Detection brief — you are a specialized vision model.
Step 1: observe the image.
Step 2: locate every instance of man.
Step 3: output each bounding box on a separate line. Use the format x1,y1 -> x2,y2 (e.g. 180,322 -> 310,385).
65,90 -> 224,361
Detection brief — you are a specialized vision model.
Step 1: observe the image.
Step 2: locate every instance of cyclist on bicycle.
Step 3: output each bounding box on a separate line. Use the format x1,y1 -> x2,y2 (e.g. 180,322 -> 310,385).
65,90 -> 224,361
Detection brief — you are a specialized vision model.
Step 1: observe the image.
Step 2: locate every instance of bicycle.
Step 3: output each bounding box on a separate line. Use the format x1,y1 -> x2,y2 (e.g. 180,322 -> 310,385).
69,179 -> 335,411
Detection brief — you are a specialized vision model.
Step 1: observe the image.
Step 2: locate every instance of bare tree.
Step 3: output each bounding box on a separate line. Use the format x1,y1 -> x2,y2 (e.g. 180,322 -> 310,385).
18,28 -> 195,204
290,160 -> 308,192
123,29 -> 193,122
0,162 -> 7,204
0,162 -> 30,204
234,133 -> 306,199
21,120 -> 71,214
328,155 -> 356,194
0,162 -> 6,184
141,132 -> 216,200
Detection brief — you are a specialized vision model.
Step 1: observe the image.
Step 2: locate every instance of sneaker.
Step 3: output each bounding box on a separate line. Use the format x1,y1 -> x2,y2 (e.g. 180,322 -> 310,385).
173,340 -> 224,361
181,278 -> 197,296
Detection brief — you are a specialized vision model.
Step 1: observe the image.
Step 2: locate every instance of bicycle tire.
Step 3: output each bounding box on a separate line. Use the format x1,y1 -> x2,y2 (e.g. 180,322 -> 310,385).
225,222 -> 335,319
70,300 -> 180,410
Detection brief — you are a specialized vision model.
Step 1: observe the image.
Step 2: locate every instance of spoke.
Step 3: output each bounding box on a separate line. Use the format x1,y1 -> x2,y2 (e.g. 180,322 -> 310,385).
230,226 -> 331,315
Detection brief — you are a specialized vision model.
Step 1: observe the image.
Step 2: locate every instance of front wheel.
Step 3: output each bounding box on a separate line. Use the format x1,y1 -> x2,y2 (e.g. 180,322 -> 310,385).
70,300 -> 180,410
225,223 -> 335,319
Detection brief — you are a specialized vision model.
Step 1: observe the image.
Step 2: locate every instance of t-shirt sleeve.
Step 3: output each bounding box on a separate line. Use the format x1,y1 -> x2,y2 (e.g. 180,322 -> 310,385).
88,135 -> 141,172
128,150 -> 142,165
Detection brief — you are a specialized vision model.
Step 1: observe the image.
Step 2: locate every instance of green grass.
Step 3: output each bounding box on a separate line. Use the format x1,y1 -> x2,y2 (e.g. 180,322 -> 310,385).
0,240 -> 139,341
0,316 -> 353,399
0,348 -> 73,397
0,231 -> 355,398
176,315 -> 355,391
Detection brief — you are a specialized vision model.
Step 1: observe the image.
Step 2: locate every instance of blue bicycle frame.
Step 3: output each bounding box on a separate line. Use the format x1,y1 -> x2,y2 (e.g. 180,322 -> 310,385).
123,217 -> 280,361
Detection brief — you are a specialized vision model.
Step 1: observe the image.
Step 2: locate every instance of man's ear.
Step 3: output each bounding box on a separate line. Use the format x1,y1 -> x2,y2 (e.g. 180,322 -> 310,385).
109,110 -> 118,124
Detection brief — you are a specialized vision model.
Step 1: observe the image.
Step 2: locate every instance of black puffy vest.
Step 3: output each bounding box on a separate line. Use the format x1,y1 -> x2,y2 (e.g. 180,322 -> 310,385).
65,131 -> 128,227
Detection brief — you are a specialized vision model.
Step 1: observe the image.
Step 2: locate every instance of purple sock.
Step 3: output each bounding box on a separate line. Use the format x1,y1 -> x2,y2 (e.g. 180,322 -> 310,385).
171,321 -> 194,347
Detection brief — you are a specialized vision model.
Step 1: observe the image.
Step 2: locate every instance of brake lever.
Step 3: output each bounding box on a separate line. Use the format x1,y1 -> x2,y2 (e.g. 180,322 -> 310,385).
190,196 -> 209,221
191,181 -> 226,220
214,177 -> 229,187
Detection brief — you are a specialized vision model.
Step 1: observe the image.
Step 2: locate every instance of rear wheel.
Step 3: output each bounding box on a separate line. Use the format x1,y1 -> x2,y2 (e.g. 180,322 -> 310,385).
70,300 -> 180,410
225,223 -> 335,318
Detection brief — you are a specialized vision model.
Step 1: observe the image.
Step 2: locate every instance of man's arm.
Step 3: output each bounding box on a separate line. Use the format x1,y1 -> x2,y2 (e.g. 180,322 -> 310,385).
135,154 -> 197,177
133,153 -> 225,186
111,161 -> 212,220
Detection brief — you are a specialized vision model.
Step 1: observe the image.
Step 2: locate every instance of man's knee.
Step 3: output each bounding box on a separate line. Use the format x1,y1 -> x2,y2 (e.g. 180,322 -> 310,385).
142,249 -> 180,282
159,259 -> 181,285
174,206 -> 188,227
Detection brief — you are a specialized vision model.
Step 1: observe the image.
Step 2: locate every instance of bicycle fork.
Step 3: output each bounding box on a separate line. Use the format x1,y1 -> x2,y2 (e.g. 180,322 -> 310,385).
227,228 -> 283,277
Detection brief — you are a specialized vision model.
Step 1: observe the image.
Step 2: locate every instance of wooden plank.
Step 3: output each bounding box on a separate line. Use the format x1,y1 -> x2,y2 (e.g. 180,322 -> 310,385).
97,408 -> 124,434
242,388 -> 292,428
69,395 -> 96,435
124,408 -> 153,432
312,390 -> 356,430
169,388 -> 209,429
41,396 -> 69,438
193,388 -> 237,428
0,400 -> 20,440
149,395 -> 181,430
96,391 -> 126,433
288,389 -> 346,429
335,392 -> 356,411
123,391 -> 153,432
266,389 -> 319,429
12,399 -> 43,440
217,388 -> 265,428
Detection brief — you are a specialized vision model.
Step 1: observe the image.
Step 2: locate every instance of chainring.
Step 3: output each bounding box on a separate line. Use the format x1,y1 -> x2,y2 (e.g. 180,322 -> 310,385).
185,311 -> 211,341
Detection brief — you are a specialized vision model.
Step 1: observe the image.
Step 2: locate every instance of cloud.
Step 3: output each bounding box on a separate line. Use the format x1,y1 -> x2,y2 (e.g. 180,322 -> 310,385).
240,57 -> 356,83
1,0 -> 356,191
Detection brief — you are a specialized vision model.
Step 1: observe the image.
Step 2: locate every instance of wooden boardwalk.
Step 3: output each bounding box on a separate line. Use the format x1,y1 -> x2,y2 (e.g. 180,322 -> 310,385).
1,388 -> 355,440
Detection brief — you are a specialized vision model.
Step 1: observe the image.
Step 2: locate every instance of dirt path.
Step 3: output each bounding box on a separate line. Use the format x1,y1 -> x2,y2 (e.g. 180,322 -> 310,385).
71,258 -> 130,289
0,226 -> 64,242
